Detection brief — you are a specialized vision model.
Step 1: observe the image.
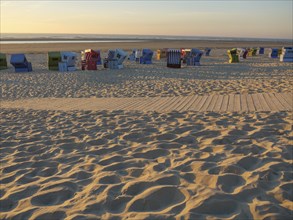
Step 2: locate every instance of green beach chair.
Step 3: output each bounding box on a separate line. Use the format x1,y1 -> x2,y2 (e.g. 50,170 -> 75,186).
227,48 -> 239,63
48,52 -> 61,70
0,53 -> 8,70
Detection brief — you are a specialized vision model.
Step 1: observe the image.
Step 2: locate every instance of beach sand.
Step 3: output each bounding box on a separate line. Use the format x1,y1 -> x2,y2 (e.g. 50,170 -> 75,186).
0,42 -> 292,219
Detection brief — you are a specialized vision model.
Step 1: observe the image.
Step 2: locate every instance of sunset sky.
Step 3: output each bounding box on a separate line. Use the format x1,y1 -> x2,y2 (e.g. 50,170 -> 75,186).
1,0 -> 292,39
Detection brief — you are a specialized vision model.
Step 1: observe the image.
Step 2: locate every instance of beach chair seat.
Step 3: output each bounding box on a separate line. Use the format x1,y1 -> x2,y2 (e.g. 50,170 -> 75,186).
258,47 -> 265,55
140,49 -> 153,64
186,48 -> 203,66
204,48 -> 211,56
280,47 -> 293,62
227,48 -> 239,63
10,54 -> 32,72
81,49 -> 101,70
0,53 -> 8,70
48,52 -> 62,70
167,49 -> 181,68
269,48 -> 278,58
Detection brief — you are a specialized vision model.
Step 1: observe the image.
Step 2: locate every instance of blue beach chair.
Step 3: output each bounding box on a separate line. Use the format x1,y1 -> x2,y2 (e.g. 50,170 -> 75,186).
269,48 -> 278,58
167,49 -> 181,68
186,48 -> 203,66
140,49 -> 153,64
10,54 -> 32,72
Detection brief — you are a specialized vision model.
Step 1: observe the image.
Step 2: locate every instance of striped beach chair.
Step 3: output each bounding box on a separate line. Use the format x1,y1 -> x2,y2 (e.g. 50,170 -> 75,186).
140,49 -> 153,64
81,49 -> 101,70
186,48 -> 203,66
269,48 -> 278,58
0,53 -> 8,70
167,49 -> 181,68
227,48 -> 239,63
280,47 -> 293,62
10,54 -> 32,72
48,52 -> 62,70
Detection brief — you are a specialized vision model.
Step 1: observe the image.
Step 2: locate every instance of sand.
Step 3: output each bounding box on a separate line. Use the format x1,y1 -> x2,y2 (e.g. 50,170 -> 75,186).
0,42 -> 292,219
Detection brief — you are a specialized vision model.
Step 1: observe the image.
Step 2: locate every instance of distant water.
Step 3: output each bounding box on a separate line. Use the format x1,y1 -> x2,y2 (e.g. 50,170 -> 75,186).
0,33 -> 291,44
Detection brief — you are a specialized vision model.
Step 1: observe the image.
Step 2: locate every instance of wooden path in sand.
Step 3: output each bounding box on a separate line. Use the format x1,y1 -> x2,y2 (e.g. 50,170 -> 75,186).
1,93 -> 292,112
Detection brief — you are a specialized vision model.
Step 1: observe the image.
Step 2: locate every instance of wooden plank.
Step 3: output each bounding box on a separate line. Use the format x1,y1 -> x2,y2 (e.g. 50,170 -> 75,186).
240,94 -> 248,112
181,95 -> 198,111
135,97 -> 162,111
268,93 -> 287,111
234,94 -> 241,112
246,94 -> 256,112
213,95 -> 224,112
251,94 -> 263,111
123,98 -> 147,110
206,95 -> 218,111
274,93 -> 291,110
189,95 -> 203,111
227,94 -> 235,112
158,96 -> 180,112
171,96 -> 189,111
163,96 -> 187,112
199,95 -> 213,111
176,95 -> 194,112
280,93 -> 293,110
220,95 -> 229,112
263,93 -> 279,111
257,93 -> 271,111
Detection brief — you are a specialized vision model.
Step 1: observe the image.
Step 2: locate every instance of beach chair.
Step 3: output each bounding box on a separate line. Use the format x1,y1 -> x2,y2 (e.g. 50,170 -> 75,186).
157,48 -> 168,60
258,47 -> 265,55
10,54 -> 32,72
227,48 -> 239,63
181,49 -> 191,64
248,48 -> 257,56
0,53 -> 8,70
186,48 -> 203,66
269,48 -> 278,58
48,52 -> 61,70
204,48 -> 211,56
128,49 -> 137,61
58,52 -> 77,72
104,49 -> 128,69
140,49 -> 153,64
237,48 -> 248,60
167,49 -> 181,68
81,49 -> 101,70
280,47 -> 293,62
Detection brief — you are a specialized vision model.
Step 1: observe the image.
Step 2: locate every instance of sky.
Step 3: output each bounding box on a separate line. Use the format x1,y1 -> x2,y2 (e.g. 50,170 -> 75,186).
1,0 -> 292,39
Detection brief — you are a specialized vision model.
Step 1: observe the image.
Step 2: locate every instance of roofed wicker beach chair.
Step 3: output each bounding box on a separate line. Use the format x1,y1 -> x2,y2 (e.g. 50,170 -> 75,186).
81,49 -> 101,70
258,47 -> 265,55
186,48 -> 203,66
167,49 -> 181,68
269,48 -> 279,58
58,52 -> 77,72
157,48 -> 168,60
280,47 -> 293,62
104,49 -> 128,69
237,48 -> 248,60
10,54 -> 32,72
128,49 -> 137,61
204,48 -> 211,56
181,48 -> 191,64
0,53 -> 8,70
227,48 -> 239,63
48,52 -> 62,70
140,49 -> 153,64
248,48 -> 257,56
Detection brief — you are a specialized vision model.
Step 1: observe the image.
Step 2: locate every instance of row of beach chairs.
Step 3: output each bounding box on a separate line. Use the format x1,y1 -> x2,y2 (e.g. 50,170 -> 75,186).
227,47 -> 293,63
1,47 -> 292,72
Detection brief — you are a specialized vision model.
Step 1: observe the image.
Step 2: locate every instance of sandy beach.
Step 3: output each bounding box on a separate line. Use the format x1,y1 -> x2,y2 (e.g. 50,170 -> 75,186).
0,41 -> 292,219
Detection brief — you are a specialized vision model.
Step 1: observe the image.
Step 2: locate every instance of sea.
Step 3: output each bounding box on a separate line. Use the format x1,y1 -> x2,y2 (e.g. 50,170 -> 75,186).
0,33 -> 291,44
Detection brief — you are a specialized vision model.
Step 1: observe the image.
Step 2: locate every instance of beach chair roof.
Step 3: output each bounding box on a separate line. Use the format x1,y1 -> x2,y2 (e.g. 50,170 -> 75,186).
10,54 -> 27,63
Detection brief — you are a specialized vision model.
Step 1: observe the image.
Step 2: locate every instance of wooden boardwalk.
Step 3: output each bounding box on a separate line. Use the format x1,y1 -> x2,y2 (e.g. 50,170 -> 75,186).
1,93 -> 292,112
